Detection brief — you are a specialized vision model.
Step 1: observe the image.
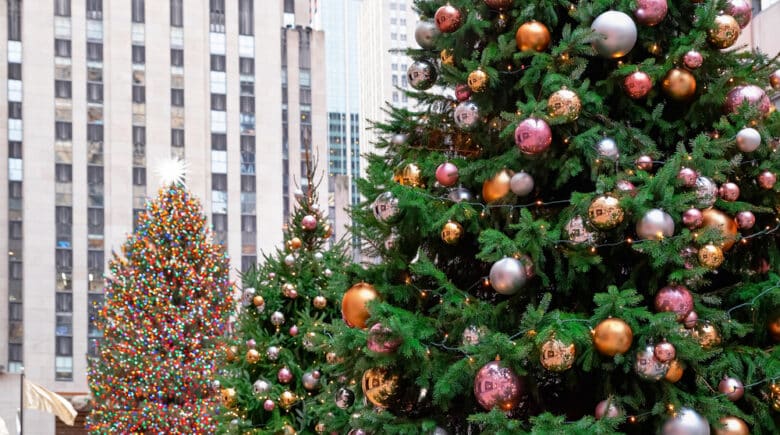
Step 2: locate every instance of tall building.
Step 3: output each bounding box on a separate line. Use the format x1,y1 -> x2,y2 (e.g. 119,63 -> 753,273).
0,0 -> 326,431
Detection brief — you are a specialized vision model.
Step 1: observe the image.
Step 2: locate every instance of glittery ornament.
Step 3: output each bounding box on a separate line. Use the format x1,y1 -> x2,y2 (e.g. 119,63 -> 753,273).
594,398 -> 622,419
736,127 -> 761,152
634,0 -> 668,26
588,195 -> 624,230
434,4 -> 462,33
662,68 -> 697,101
510,171 -> 535,196
683,50 -> 704,69
474,360 -> 522,411
593,318 -> 634,356
516,21 -> 551,52
453,101 -> 481,131
540,338 -> 576,372
718,376 -> 745,401
335,388 -> 355,409
725,85 -> 771,117
683,208 -> 704,229
654,340 -> 676,363
709,14 -> 740,49
624,71 -> 653,99
654,284 -> 694,321
591,11 -> 638,58
435,162 -> 459,187
482,169 -> 513,203
636,209 -> 674,240
695,176 -> 718,208
407,60 -> 437,90
489,257 -> 527,295
758,170 -> 777,189
414,20 -> 439,50
467,69 -> 488,93
719,182 -> 740,202
362,368 -> 398,409
342,282 -> 379,329
661,408 -> 709,435
366,323 -> 402,354
441,221 -> 464,245
565,215 -> 597,245
547,88 -> 581,122
515,118 -> 552,155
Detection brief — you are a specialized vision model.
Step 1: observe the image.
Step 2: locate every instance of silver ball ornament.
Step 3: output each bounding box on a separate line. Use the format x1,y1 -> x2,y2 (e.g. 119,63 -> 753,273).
241,287 -> 256,307
302,371 -> 321,391
432,427 -> 450,435
293,188 -> 304,200
489,257 -> 527,295
335,388 -> 355,409
695,176 -> 718,208
324,268 -> 333,278
284,254 -> 296,266
453,101 -> 481,131
510,171 -> 535,197
736,127 -> 761,152
662,408 -> 710,435
565,216 -> 597,245
253,379 -> 271,395
372,191 -> 401,224
448,187 -> 474,203
384,229 -> 400,250
634,344 -> 670,381
414,20 -> 440,50
407,60 -> 437,90
391,133 -> 407,146
266,345 -> 280,361
591,11 -> 638,58
270,311 -> 285,326
596,137 -> 620,160
636,209 -> 674,240
314,252 -> 324,261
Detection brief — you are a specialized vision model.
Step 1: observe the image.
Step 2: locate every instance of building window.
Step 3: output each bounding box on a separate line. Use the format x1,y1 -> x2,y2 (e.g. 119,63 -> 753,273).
132,167 -> 146,186
88,250 -> 103,274
240,57 -> 254,75
9,141 -> 22,158
212,174 -> 227,191
171,89 -> 184,106
211,93 -> 226,111
210,55 -> 225,72
172,129 -> 185,147
55,164 -> 72,183
241,175 -> 255,192
284,0 -> 294,13
55,80 -> 72,99
170,0 -> 183,27
56,249 -> 73,271
87,165 -> 103,185
86,0 -> 102,19
87,42 -> 102,62
211,133 -> 227,151
55,39 -> 72,58
240,96 -> 254,114
8,63 -> 21,80
171,48 -> 184,67
56,122 -> 73,141
55,0 -> 71,17
212,213 -> 227,232
210,0 -> 225,32
87,125 -> 104,142
133,126 -> 146,145
88,207 -> 104,235
132,45 -> 145,64
87,83 -> 103,103
131,0 -> 144,23
239,0 -> 253,36
132,85 -> 145,103
8,0 -> 22,41
8,102 -> 22,119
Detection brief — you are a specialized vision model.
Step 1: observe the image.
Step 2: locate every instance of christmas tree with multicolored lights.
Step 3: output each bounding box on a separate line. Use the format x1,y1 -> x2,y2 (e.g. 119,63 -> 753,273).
87,182 -> 232,433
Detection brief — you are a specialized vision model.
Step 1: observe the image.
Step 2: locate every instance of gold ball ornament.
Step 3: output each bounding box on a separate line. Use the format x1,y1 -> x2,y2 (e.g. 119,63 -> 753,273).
279,390 -> 298,409
693,322 -> 722,349
341,282 -> 379,329
226,345 -> 239,362
361,367 -> 399,409
714,416 -> 749,435
468,69 -> 489,93
664,359 -> 685,383
394,163 -> 424,187
221,387 -> 236,407
516,21 -> 551,52
588,195 -> 625,230
313,295 -> 328,310
289,237 -> 302,250
253,295 -> 265,307
698,244 -> 725,269
709,15 -> 741,49
540,338 -> 576,372
246,348 -> 261,364
441,221 -> 464,245
770,70 -> 780,90
440,49 -> 454,66
662,68 -> 697,101
548,88 -> 582,122
593,318 -> 634,356
701,209 -> 738,251
482,169 -> 513,203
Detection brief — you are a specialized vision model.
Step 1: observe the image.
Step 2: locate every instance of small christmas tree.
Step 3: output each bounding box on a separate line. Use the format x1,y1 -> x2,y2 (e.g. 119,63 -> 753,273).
215,172 -> 350,433
87,182 -> 232,432
316,1 -> 780,434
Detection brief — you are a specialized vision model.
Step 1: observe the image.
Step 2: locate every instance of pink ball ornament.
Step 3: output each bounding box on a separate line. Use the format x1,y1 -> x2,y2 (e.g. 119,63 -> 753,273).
287,289 -> 298,299
655,285 -> 694,321
653,340 -> 676,363
278,367 -> 293,384
246,339 -> 256,348
624,71 -> 653,99
718,376 -> 745,401
615,179 -> 637,197
514,117 -> 552,155
683,50 -> 704,69
684,310 -> 699,329
455,84 -> 471,102
474,360 -> 522,411
289,325 -> 299,336
264,399 -> 275,411
719,182 -> 740,202
682,208 -> 704,229
725,85 -> 772,117
435,162 -> 459,187
301,215 -> 318,231
634,0 -> 668,26
735,211 -> 755,230
677,167 -> 698,187
635,155 -> 654,171
758,170 -> 777,189
366,323 -> 402,354
725,0 -> 752,28
595,399 -> 622,419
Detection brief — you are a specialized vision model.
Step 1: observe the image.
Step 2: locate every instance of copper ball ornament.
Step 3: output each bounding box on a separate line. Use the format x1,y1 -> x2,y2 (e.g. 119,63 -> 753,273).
662,408 -> 709,435
634,0 -> 668,26
226,345 -> 238,362
361,367 -> 398,409
510,171 -> 535,197
683,50 -> 704,69
489,257 -> 527,295
547,88 -> 582,122
441,220 -> 464,245
696,176 -> 718,208
758,170 -> 777,189
677,167 -> 698,187
718,376 -> 745,401
474,360 -> 522,411
636,208 -> 674,240
540,338 -> 576,372
279,390 -> 297,409
434,4 -> 462,33
683,208 -> 704,229
725,85 -> 772,117
624,71 -> 653,99
591,11 -> 638,58
246,349 -> 261,364
593,318 -> 634,356
414,20 -> 439,50
313,295 -> 327,309
654,340 -> 676,363
482,169 -> 513,203
662,68 -> 697,101
588,195 -> 625,230
253,295 -> 265,307
693,322 -> 722,349
435,162 -> 459,187
664,359 -> 685,383
594,398 -> 622,419
289,237 -> 302,250
736,127 -> 761,152
719,182 -> 740,202
725,0 -> 753,28
709,14 -> 741,49
467,69 -> 488,93
515,117 -> 552,155
702,208 -> 738,250
655,285 -> 694,321
771,69 -> 780,89
635,344 -> 670,381
516,21 -> 551,52
715,416 -> 749,435
342,282 -> 379,329
366,323 -> 402,354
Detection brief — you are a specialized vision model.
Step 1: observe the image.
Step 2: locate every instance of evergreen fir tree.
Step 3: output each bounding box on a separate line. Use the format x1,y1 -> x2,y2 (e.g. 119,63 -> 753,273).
316,1 -> 780,433
87,183 -> 232,432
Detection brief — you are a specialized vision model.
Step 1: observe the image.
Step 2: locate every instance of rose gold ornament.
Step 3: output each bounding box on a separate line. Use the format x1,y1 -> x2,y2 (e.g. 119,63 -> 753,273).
302,215 -> 317,230
342,282 -> 379,329
514,118 -> 552,155
725,0 -> 752,28
547,88 -> 581,122
516,21 -> 551,52
366,323 -> 402,354
454,84 -> 471,102
709,15 -> 740,49
655,285 -> 694,321
654,340 -> 676,363
474,360 -> 522,411
616,179 -> 637,197
624,71 -> 653,99
635,155 -> 654,171
677,167 -> 698,187
683,208 -> 704,229
684,310 -> 699,329
278,366 -> 293,383
588,195 -> 624,230
734,211 -> 755,230
662,68 -> 696,101
593,318 -> 633,356
595,398 -> 622,419
718,376 -> 745,401
540,338 -> 576,372
313,295 -> 327,309
714,416 -> 749,435
634,0 -> 668,26
719,182 -> 740,202
434,4 -> 462,33
725,85 -> 772,117
758,170 -> 777,189
683,50 -> 704,69
436,162 -> 459,187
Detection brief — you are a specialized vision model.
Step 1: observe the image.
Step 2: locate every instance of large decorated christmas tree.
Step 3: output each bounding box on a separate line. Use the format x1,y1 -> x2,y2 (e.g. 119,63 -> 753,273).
316,1 -> 780,434
87,182 -> 232,432
215,175 -> 350,433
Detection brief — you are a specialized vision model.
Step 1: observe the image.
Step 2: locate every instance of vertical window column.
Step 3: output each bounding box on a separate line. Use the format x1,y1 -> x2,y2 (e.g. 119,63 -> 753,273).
7,0 -> 24,374
299,30 -> 313,193
280,31 -> 290,220
239,0 -> 256,270
54,0 -> 74,381
131,0 -> 146,225
210,0 -> 227,246
170,0 -> 185,159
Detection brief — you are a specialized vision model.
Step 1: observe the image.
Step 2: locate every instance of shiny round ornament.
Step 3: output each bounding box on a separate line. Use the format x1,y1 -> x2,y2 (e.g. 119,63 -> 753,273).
302,371 -> 321,391
662,68 -> 697,101
735,211 -> 755,230
516,21 -> 551,52
278,366 -> 293,384
684,310 -> 699,329
335,388 -> 355,409
485,0 -> 513,9
253,295 -> 265,307
482,169 -> 513,203
441,221 -> 464,245
635,344 -> 670,381
436,162 -> 459,187
591,11 -> 638,58
279,390 -> 297,409
540,338 -> 576,372
758,170 -> 777,189
725,85 -> 772,117
270,311 -> 285,326
593,318 -> 634,356
434,4 -> 462,33
263,399 -> 275,411
718,376 -> 745,401
547,88 -> 582,122
246,338 -> 256,348
768,315 -> 780,341
683,208 -> 704,229
342,282 -> 379,329
448,187 -> 474,203
474,360 -> 522,411
221,388 -> 236,406
635,155 -> 654,171
394,163 -> 423,187
323,268 -> 333,278
284,254 -> 296,267
407,60 -> 437,90
693,322 -> 722,348
719,182 -> 740,202
383,230 -> 400,251
246,349 -> 261,364
253,379 -> 271,395
515,117 -> 552,155
588,195 -> 624,230
390,133 -> 407,146
654,340 -> 676,363
453,101 -> 481,131
314,251 -> 324,261
616,180 -> 637,197
455,84 -> 471,102
683,50 -> 704,69
362,368 -> 398,409
565,215 -> 597,245
634,0 -> 667,26
282,282 -> 296,298
467,69 -> 488,93
662,408 -> 710,435
313,295 -> 327,309
595,398 -> 622,419
289,325 -> 299,336
414,20 -> 439,50
696,176 -> 718,208
665,359 -> 685,382
266,345 -> 280,361
510,171 -> 535,196
302,215 -> 317,231
655,285 -> 694,321
489,257 -> 527,295
225,345 -> 238,362
702,208 -> 738,250
636,208 -> 674,240
440,49 -> 454,66
709,15 -> 740,49
241,287 -> 256,307
715,416 -> 749,435
372,191 -> 401,224
367,323 -> 402,354
725,0 -> 752,28
678,167 -> 698,187
736,127 -> 761,152
624,71 -> 653,99
771,69 -> 780,89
